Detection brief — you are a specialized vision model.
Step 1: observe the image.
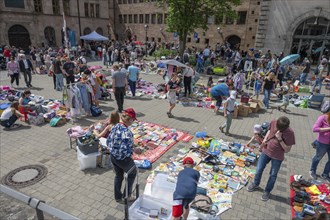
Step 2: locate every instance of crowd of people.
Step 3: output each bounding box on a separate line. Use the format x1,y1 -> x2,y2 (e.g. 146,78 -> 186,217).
0,40 -> 329,220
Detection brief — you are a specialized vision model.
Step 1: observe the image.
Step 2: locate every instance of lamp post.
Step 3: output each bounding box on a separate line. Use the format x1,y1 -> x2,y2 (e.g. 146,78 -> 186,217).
144,24 -> 149,56
217,27 -> 224,44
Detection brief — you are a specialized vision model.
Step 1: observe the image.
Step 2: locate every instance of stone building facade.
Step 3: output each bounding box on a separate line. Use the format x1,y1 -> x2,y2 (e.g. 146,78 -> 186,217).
0,0 -> 111,49
255,0 -> 330,57
111,0 -> 261,51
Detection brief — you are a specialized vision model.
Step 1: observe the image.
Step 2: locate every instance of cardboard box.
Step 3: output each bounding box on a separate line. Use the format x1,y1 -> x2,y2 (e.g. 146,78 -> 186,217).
233,107 -> 238,119
249,99 -> 264,113
238,104 -> 250,117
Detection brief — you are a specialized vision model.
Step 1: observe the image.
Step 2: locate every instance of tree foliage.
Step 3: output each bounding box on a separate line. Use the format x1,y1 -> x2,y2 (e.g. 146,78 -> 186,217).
156,0 -> 241,56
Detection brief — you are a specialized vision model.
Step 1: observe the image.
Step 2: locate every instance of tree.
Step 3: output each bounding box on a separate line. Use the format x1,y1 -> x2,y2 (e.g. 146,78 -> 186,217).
157,0 -> 240,57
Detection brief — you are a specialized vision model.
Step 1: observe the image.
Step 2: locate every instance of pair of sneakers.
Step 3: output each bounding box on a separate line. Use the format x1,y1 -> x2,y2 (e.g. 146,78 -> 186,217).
116,195 -> 136,204
247,183 -> 270,201
309,171 -> 330,183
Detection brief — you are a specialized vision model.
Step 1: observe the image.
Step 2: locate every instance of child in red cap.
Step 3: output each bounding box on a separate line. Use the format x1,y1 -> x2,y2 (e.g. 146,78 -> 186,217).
172,157 -> 200,220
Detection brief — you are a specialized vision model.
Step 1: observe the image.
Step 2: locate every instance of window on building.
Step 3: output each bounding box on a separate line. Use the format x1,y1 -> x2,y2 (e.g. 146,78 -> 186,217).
187,37 -> 191,43
119,15 -> 123,23
215,15 -> 223,25
52,0 -> 60,15
237,11 -> 247,24
204,38 -> 209,45
157,14 -> 163,24
128,0 -> 132,3
251,11 -> 255,15
145,14 -> 150,23
247,44 -> 250,47
249,27 -> 252,31
151,14 -> 156,24
4,0 -> 25,8
34,0 -> 42,13
124,15 -> 127,23
133,0 -> 137,3
96,4 -> 100,18
63,0 -> 70,16
196,38 -> 200,43
139,14 -> 144,23
252,36 -> 255,39
90,3 -> 95,17
255,19 -> 258,22
44,26 -> 56,46
151,37 -> 155,42
139,0 -> 144,2
134,14 -> 138,23
146,37 -> 149,41
128,15 -> 132,23
84,3 -> 89,17
207,16 -> 213,24
164,14 -> 168,24
118,0 -> 122,3
225,16 -> 234,25
158,38 -> 161,42
257,1 -> 260,5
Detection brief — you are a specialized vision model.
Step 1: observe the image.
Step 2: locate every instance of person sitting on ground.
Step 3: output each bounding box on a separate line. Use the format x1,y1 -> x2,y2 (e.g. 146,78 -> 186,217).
93,112 -> 120,138
18,90 -> 32,106
246,124 -> 264,146
172,157 -> 200,220
0,101 -> 24,129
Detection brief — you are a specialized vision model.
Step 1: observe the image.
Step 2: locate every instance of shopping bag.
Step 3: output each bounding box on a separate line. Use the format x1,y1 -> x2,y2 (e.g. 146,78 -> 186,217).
90,105 -> 102,117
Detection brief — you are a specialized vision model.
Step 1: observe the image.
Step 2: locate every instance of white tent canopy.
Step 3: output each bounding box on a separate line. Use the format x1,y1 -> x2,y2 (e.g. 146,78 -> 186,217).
161,59 -> 188,68
80,31 -> 109,41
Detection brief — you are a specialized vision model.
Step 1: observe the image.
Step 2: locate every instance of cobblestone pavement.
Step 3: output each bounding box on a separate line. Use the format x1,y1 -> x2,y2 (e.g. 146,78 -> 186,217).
0,61 -> 329,220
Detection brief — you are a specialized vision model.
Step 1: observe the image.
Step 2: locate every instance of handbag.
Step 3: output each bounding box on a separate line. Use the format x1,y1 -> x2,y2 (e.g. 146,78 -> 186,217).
190,194 -> 218,216
28,113 -> 45,126
90,105 -> 102,117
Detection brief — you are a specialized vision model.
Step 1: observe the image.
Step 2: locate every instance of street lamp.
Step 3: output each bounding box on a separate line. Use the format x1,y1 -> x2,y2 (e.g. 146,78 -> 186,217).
144,24 -> 149,56
217,26 -> 224,43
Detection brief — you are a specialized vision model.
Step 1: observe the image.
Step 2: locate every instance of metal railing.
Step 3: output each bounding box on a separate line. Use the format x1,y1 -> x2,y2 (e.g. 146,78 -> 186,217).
0,184 -> 80,220
124,165 -> 139,220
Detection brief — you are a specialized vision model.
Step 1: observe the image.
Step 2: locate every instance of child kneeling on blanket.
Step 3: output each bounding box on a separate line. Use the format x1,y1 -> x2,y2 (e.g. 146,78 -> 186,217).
172,157 -> 200,220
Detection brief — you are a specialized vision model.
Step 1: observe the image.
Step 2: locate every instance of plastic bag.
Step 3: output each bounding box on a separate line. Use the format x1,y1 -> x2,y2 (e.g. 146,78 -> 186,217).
134,159 -> 152,169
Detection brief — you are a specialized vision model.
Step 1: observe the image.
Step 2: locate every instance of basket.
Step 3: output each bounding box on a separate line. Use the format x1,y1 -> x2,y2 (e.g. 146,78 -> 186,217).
77,136 -> 99,155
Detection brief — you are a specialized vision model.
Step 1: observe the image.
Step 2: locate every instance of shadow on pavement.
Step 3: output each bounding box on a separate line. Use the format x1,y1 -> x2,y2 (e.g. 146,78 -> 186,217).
126,96 -> 153,101
3,124 -> 32,131
270,195 -> 290,204
173,116 -> 199,123
285,111 -> 308,117
82,167 -> 112,175
29,87 -> 44,91
229,133 -> 251,141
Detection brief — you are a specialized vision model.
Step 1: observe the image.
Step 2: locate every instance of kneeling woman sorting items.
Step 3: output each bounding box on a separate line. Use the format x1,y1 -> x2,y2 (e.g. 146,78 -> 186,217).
0,102 -> 24,129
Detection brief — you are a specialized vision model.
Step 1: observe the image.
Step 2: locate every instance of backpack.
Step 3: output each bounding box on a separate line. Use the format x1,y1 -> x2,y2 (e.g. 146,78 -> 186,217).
90,105 -> 102,117
321,101 -> 330,113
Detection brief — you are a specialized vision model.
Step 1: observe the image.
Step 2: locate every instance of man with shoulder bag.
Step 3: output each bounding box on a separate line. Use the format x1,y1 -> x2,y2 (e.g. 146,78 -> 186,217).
247,116 -> 295,201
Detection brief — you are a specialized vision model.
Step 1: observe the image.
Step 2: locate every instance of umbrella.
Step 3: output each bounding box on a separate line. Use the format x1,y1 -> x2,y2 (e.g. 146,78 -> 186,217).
280,54 -> 300,66
161,59 -> 188,68
133,41 -> 144,45
312,46 -> 324,54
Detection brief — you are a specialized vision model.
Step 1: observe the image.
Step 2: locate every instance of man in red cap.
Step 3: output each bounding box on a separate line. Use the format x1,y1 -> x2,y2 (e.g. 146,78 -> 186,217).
107,107 -> 137,203
172,157 -> 200,220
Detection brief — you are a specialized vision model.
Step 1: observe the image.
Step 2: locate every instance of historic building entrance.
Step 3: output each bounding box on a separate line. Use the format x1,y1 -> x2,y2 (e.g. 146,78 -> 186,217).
8,25 -> 31,49
291,16 -> 330,63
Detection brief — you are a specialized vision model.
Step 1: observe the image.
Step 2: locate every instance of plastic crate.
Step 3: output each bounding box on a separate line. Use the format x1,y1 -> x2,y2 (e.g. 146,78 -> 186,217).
77,136 -> 99,155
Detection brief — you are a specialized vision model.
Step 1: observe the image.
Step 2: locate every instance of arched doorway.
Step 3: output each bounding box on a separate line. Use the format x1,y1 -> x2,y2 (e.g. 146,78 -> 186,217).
226,35 -> 241,50
83,27 -> 91,35
8,25 -> 31,49
44,26 -> 56,47
291,16 -> 330,64
96,27 -> 103,35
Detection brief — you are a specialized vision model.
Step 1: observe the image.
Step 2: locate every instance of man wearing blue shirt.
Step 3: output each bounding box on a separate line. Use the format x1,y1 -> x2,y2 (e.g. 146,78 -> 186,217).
107,108 -> 137,203
127,63 -> 140,97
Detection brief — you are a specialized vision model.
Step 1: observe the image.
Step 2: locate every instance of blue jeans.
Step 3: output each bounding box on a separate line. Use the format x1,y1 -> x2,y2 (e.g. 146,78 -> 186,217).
253,152 -> 283,193
263,89 -> 271,108
196,62 -> 203,73
55,73 -> 64,91
300,73 -> 307,85
77,84 -> 91,114
110,155 -> 137,200
310,140 -> 330,177
128,80 -> 137,96
311,77 -> 323,93
212,95 -> 223,110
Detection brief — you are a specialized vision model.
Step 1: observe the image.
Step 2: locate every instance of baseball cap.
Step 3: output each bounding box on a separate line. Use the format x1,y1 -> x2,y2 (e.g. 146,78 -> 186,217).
183,157 -> 194,165
254,124 -> 262,134
123,108 -> 137,120
230,90 -> 237,99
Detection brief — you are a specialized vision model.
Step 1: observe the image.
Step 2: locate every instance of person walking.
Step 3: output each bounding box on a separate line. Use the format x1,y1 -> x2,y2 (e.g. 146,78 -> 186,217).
247,116 -> 295,201
62,57 -> 76,85
7,56 -> 20,88
261,72 -> 276,109
183,63 -> 194,98
311,58 -> 328,93
18,54 -> 33,88
309,111 -> 330,183
106,108 -> 137,203
219,90 -> 237,136
112,65 -> 128,113
210,80 -> 234,114
166,73 -> 180,118
127,62 -> 139,97
53,56 -> 65,91
172,157 -> 200,220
